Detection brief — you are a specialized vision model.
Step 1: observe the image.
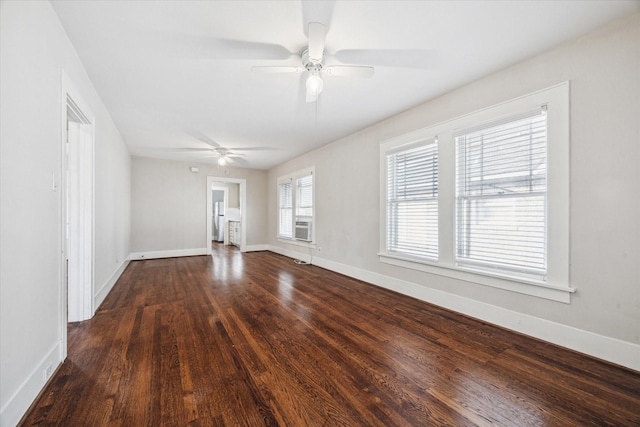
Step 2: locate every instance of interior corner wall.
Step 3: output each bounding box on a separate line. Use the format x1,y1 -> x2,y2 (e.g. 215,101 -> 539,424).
267,14 -> 640,366
0,2 -> 131,425
130,157 -> 267,255
227,183 -> 240,209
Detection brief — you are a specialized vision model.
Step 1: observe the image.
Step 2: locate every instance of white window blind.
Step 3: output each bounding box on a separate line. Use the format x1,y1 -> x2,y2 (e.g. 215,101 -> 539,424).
455,108 -> 547,276
278,180 -> 293,238
296,174 -> 313,218
386,140 -> 438,259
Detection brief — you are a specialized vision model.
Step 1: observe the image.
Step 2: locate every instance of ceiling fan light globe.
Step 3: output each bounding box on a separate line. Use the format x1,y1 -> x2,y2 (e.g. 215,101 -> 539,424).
218,157 -> 227,166
306,73 -> 323,95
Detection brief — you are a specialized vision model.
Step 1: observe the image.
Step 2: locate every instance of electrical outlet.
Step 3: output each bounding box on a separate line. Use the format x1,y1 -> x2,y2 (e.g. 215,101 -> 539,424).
43,362 -> 53,382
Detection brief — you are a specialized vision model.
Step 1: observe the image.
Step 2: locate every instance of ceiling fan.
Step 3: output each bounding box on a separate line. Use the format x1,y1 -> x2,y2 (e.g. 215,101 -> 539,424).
209,147 -> 241,166
162,131 -> 272,167
252,22 -> 375,102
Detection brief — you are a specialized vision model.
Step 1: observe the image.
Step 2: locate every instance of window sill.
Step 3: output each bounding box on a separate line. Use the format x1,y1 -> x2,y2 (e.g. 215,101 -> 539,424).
378,252 -> 575,303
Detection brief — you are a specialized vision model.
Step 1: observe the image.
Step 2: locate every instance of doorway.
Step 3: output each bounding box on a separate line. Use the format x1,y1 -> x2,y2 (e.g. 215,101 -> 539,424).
206,176 -> 247,254
61,75 -> 95,340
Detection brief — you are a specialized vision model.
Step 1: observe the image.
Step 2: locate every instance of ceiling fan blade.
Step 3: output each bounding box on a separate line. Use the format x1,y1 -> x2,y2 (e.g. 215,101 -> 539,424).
333,49 -> 437,68
308,22 -> 327,63
302,1 -> 336,38
251,66 -> 305,74
227,157 -> 249,166
158,147 -> 215,153
187,131 -> 220,148
153,31 -> 293,61
324,65 -> 375,78
229,146 -> 274,151
207,38 -> 292,60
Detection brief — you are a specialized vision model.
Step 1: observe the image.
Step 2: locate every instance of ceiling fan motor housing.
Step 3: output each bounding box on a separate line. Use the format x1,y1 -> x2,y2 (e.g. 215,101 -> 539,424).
302,49 -> 323,70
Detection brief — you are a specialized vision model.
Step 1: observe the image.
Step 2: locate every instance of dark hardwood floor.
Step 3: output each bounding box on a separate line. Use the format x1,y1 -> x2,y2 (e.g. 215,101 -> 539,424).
20,245 -> 640,426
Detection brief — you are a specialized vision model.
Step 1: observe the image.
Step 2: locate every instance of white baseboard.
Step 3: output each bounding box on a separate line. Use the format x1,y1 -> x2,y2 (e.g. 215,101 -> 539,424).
269,245 -> 313,263
94,258 -> 130,311
129,248 -> 208,260
0,341 -> 63,427
245,244 -> 268,252
267,245 -> 640,372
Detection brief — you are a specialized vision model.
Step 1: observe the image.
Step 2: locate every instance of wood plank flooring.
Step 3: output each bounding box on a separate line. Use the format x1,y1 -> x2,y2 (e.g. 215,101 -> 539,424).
20,245 -> 640,426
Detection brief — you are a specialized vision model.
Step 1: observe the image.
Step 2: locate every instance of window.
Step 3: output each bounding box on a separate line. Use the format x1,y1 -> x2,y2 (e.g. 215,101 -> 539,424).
380,83 -> 571,302
456,109 -> 547,278
296,174 -> 313,218
386,139 -> 438,259
278,180 -> 293,239
278,168 -> 314,242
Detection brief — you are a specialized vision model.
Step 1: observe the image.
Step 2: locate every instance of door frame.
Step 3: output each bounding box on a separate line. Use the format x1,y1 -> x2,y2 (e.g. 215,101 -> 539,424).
206,176 -> 246,253
60,71 -> 95,357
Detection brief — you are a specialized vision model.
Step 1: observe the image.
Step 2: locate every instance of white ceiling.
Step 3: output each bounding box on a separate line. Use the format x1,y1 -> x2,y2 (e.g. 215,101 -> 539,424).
51,0 -> 639,170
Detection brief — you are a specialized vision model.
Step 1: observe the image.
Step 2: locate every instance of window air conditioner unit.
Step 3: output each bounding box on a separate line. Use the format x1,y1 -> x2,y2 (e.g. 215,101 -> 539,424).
295,221 -> 312,241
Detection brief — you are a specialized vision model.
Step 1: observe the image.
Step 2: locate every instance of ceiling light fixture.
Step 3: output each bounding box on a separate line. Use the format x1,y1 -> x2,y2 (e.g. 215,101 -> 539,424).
306,69 -> 323,96
251,23 -> 374,103
217,156 -> 227,166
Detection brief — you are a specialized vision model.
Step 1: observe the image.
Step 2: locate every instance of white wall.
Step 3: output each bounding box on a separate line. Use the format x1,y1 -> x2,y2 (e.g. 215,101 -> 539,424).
0,2 -> 131,425
226,182 -> 240,209
130,157 -> 267,255
268,14 -> 640,368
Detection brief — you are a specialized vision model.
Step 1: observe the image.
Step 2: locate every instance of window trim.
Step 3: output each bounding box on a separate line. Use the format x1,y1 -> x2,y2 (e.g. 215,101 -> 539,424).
277,167 -> 315,244
385,137 -> 439,260
379,82 -> 573,303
